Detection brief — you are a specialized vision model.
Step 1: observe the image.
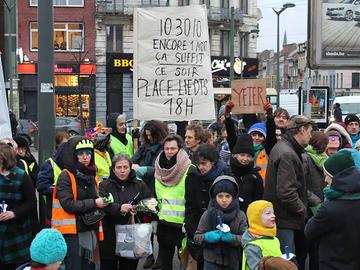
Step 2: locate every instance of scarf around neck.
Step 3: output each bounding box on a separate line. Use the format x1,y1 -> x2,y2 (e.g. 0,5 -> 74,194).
305,145 -> 328,169
230,157 -> 254,177
253,144 -> 264,161
323,185 -> 360,201
155,148 -> 191,186
200,160 -> 227,183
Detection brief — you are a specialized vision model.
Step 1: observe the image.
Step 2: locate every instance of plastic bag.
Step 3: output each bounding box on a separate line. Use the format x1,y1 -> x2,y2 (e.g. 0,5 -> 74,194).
115,223 -> 153,259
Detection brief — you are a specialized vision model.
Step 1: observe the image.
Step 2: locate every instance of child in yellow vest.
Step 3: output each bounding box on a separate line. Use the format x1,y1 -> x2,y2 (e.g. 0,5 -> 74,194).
241,200 -> 282,270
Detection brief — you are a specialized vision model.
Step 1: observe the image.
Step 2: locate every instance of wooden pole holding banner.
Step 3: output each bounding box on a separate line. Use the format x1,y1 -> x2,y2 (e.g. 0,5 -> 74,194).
133,119 -> 139,153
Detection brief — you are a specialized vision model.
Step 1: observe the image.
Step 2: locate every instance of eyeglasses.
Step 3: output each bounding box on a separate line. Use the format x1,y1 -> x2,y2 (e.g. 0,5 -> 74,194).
329,136 -> 340,142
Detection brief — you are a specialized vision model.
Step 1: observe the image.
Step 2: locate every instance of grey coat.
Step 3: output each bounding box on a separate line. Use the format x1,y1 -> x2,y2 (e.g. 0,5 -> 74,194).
263,135 -> 308,230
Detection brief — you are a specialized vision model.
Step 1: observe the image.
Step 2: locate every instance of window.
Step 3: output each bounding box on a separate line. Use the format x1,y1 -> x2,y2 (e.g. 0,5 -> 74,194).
106,25 -> 123,52
220,30 -> 230,56
30,22 -> 84,52
336,73 -> 339,88
30,0 -> 84,7
240,33 -> 248,57
221,0 -> 229,8
178,0 -> 190,6
239,0 -> 248,13
341,73 -> 343,88
352,73 -> 360,88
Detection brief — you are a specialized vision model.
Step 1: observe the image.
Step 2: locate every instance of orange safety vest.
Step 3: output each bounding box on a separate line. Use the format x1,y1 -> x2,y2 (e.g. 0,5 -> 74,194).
255,149 -> 268,187
51,169 -> 104,241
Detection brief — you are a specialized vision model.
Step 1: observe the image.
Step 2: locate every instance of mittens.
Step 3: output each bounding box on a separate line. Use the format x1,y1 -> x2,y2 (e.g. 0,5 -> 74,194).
220,231 -> 234,243
264,102 -> 273,115
135,166 -> 148,178
204,230 -> 221,243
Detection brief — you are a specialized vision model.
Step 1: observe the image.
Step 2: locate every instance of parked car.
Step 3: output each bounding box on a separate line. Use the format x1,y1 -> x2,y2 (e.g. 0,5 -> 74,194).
326,0 -> 360,21
16,119 -> 38,144
55,117 -> 82,136
354,9 -> 360,20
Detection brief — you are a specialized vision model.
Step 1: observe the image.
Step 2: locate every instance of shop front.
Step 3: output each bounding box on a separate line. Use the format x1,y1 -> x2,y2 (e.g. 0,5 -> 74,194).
18,63 -> 96,127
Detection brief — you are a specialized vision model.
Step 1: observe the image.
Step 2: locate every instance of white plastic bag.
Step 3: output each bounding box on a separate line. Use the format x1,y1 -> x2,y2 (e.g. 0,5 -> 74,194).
115,223 -> 153,259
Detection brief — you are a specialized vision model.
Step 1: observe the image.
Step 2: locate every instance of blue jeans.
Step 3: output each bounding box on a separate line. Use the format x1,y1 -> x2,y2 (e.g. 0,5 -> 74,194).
277,228 -> 295,254
204,260 -> 239,270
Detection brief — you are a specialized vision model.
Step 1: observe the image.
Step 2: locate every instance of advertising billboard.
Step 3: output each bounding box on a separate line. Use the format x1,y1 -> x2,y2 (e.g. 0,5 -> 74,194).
310,0 -> 360,68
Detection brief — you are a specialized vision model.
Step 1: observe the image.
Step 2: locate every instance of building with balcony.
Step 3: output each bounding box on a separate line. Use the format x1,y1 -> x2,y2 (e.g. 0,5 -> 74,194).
17,0 -> 96,127
94,0 -> 259,124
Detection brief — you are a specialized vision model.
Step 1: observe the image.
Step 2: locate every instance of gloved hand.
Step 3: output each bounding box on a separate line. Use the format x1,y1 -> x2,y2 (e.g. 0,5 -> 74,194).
264,102 -> 273,115
204,230 -> 221,243
220,231 -> 234,243
135,166 -> 148,178
224,100 -> 235,118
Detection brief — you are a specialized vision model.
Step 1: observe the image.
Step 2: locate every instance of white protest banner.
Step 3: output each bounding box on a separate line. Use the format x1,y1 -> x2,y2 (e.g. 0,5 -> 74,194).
0,56 -> 12,139
133,5 -> 215,121
231,79 -> 266,114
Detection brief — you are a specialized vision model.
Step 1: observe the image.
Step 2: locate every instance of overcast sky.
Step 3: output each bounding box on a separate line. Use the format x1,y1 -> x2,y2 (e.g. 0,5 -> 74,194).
257,0 -> 308,52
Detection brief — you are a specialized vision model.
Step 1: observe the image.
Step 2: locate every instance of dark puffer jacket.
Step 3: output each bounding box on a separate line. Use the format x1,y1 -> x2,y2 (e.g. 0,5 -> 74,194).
99,170 -> 150,260
55,136 -> 99,232
305,167 -> 360,270
263,134 -> 307,230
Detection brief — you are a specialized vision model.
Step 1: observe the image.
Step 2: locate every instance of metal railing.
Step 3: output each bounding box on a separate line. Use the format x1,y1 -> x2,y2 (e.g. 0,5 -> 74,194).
96,0 -> 168,15
96,1 -> 245,21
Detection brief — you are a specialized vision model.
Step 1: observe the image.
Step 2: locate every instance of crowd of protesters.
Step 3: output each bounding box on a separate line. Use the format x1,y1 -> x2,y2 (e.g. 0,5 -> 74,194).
1,103 -> 360,270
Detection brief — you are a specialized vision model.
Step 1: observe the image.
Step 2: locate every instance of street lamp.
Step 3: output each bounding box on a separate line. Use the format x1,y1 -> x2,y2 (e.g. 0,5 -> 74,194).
273,2 -> 295,108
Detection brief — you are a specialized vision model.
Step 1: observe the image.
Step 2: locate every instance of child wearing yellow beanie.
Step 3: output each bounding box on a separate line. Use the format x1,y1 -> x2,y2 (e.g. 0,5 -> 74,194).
241,200 -> 282,270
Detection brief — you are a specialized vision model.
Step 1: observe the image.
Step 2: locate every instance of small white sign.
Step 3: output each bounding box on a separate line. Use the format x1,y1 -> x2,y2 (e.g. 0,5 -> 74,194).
40,83 -> 54,93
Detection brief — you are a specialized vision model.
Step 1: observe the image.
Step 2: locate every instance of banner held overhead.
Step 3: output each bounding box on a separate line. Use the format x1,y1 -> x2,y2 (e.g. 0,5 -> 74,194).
133,5 -> 215,121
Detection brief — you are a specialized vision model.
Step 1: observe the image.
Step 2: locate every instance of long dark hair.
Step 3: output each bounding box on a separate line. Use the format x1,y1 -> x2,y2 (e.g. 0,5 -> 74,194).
142,120 -> 168,145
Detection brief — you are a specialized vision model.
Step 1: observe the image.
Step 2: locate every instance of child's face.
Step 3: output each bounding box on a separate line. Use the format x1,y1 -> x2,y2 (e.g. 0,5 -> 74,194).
261,206 -> 276,228
216,192 -> 233,208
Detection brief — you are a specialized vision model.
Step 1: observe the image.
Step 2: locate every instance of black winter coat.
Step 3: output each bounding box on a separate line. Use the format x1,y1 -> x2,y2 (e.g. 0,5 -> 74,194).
305,167 -> 360,270
264,134 -> 308,230
99,170 -> 150,260
55,136 -> 99,232
230,159 -> 264,213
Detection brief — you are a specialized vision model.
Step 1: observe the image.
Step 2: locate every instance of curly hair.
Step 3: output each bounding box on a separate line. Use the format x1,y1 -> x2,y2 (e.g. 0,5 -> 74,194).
142,120 -> 169,144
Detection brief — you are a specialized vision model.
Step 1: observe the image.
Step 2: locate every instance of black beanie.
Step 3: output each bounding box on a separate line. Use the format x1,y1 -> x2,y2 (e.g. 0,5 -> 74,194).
232,134 -> 254,156
212,179 -> 237,198
14,136 -> 29,148
344,114 -> 360,126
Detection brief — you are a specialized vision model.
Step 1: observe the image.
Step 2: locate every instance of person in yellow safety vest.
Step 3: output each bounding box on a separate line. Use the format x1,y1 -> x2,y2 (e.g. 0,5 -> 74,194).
14,135 -> 39,186
52,136 -> 108,270
241,200 -> 297,270
37,141 -> 68,228
154,134 -> 192,270
88,125 -> 112,182
108,113 -> 133,158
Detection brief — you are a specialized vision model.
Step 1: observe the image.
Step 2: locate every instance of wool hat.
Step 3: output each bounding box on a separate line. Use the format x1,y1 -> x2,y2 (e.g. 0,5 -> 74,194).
323,151 -> 354,177
344,114 -> 360,126
232,134 -> 255,156
212,178 -> 238,198
258,256 -> 298,270
248,123 -> 267,139
13,136 -> 29,149
247,200 -> 276,237
30,229 -> 67,265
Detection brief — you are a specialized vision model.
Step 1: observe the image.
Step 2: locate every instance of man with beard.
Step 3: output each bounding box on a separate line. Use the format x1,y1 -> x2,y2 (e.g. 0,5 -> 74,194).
264,115 -> 313,257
